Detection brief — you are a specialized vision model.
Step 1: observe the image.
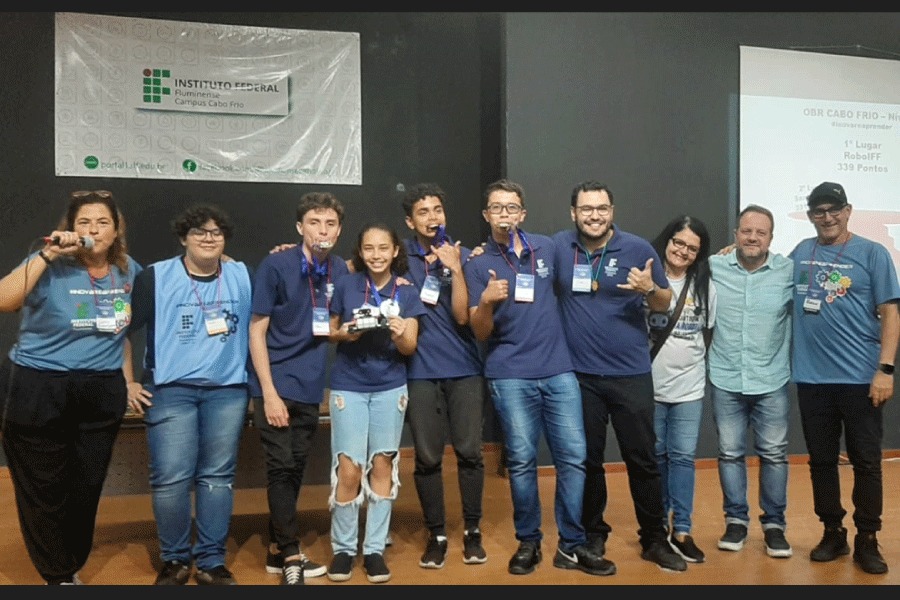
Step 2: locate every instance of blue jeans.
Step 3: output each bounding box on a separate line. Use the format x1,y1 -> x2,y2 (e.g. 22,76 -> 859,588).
654,399 -> 703,535
145,383 -> 249,570
329,385 -> 407,557
488,372 -> 588,552
711,383 -> 789,530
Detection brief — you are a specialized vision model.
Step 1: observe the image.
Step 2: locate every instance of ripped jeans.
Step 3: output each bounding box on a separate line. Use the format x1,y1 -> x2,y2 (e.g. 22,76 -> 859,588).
329,385 -> 408,557
145,382 -> 249,570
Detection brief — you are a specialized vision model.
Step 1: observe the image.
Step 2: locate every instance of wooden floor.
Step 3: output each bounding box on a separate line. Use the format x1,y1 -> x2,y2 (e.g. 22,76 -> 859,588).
1,446 -> 898,586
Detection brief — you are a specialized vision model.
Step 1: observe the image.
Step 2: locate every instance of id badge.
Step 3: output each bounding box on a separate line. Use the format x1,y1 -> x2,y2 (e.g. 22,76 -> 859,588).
380,299 -> 401,317
420,275 -> 441,305
515,273 -> 535,303
803,286 -> 823,314
572,265 -> 592,293
95,305 -> 116,332
204,308 -> 229,336
312,306 -> 330,336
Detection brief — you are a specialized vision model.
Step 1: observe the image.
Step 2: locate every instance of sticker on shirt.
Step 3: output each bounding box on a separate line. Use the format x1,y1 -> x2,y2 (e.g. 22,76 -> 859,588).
515,273 -> 534,303
312,306 -> 330,336
572,264 -> 592,293
420,275 -> 441,305
204,307 -> 229,336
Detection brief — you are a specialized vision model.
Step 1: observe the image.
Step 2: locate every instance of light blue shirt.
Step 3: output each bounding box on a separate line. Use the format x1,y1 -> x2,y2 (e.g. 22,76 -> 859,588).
708,250 -> 793,394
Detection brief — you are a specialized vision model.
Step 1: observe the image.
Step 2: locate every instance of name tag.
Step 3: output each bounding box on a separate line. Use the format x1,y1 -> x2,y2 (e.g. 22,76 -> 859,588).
803,287 -> 823,314
96,305 -> 117,332
420,275 -> 441,305
515,273 -> 535,303
572,264 -> 592,293
312,307 -> 330,336
204,308 -> 229,336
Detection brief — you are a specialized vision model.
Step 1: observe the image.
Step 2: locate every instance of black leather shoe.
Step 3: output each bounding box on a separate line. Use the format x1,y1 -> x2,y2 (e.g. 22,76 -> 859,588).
853,532 -> 888,575
508,541 -> 542,575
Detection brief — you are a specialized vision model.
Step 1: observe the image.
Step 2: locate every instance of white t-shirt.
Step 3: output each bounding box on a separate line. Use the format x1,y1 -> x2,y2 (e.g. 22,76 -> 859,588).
651,275 -> 717,403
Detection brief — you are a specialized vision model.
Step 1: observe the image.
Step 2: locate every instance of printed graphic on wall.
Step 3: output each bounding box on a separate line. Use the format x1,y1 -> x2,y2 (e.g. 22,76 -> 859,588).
54,12 -> 362,184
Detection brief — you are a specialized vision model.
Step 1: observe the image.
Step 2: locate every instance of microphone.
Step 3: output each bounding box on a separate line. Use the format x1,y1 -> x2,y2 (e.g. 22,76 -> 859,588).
44,235 -> 95,249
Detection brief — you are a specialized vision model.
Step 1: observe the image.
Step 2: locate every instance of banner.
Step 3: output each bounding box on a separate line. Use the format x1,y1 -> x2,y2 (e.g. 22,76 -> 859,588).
54,12 -> 362,184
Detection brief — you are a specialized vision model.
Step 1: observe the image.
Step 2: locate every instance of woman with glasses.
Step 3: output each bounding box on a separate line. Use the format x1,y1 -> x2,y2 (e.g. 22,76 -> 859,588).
127,204 -> 252,586
0,190 -> 141,584
648,215 -> 717,564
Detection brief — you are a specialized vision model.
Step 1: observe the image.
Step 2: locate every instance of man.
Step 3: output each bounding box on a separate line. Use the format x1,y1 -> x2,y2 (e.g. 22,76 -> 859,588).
551,180 -> 686,572
789,181 -> 899,575
248,192 -> 348,585
463,178 -> 614,577
400,183 -> 488,569
708,204 -> 794,559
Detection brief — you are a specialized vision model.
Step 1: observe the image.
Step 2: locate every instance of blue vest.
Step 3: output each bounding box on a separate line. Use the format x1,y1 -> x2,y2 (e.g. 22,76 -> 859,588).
152,256 -> 251,386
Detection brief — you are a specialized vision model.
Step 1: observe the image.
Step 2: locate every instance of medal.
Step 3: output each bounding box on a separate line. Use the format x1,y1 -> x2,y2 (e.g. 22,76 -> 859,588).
592,280 -> 599,292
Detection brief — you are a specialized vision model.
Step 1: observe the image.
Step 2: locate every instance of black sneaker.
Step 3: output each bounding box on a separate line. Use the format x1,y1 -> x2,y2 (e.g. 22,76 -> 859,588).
853,532 -> 888,575
669,533 -> 705,563
327,552 -> 354,582
641,540 -> 687,572
195,565 -> 236,585
419,534 -> 448,569
763,528 -> 793,558
363,553 -> 391,583
508,541 -> 542,575
155,560 -> 191,585
463,529 -> 488,564
586,535 -> 606,557
280,559 -> 304,585
810,527 -> 850,562
717,523 -> 748,551
266,549 -> 326,578
553,544 -> 616,576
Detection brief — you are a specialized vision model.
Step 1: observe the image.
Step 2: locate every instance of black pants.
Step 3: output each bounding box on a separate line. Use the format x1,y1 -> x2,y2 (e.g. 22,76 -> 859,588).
1,361 -> 126,583
797,383 -> 884,533
576,371 -> 668,548
252,396 -> 320,558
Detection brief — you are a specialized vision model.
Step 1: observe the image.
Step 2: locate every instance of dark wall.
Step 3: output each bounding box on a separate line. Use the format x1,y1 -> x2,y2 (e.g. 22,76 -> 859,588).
504,12 -> 900,459
0,11 -> 503,355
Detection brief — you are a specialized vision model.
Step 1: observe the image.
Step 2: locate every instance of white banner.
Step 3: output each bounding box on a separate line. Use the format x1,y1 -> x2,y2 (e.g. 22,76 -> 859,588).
55,12 -> 362,184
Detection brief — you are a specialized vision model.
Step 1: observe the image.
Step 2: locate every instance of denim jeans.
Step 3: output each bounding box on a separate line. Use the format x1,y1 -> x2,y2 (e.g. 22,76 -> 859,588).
711,383 -> 789,530
797,383 -> 883,533
406,376 -> 486,536
488,372 -> 588,552
145,382 -> 249,570
329,385 -> 407,557
252,397 -> 321,559
654,399 -> 704,535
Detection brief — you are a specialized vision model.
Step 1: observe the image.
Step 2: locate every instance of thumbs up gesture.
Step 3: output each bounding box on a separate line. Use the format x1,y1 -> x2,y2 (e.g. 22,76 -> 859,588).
481,268 -> 509,304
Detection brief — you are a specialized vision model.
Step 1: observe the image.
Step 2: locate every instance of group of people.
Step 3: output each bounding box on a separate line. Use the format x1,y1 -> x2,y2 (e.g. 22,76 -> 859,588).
0,178 -> 895,586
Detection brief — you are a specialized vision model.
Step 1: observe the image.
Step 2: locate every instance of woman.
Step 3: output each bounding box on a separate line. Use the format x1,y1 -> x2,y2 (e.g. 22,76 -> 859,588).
648,215 -> 717,564
127,204 -> 252,586
0,190 -> 140,585
326,223 -> 426,584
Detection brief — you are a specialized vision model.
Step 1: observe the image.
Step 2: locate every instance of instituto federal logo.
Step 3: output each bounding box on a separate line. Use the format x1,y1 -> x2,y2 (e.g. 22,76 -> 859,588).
142,68 -> 171,104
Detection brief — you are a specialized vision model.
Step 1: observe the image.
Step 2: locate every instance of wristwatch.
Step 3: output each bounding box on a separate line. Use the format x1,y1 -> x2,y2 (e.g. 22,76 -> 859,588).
878,363 -> 895,375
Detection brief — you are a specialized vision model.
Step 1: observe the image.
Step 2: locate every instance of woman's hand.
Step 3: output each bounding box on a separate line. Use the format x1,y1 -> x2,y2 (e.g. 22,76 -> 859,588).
126,382 -> 153,416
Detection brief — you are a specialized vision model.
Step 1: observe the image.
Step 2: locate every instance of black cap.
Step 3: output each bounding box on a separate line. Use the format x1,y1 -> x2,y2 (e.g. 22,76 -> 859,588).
807,181 -> 848,208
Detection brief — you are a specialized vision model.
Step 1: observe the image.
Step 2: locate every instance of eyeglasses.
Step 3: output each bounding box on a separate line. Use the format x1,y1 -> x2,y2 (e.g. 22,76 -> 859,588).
486,203 -> 523,215
575,204 -> 612,217
188,227 -> 225,240
670,237 -> 700,255
808,205 -> 847,219
71,190 -> 112,199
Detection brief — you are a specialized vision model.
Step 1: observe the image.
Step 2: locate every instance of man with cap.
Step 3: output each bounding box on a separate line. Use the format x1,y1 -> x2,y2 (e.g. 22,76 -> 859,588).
789,181 -> 899,575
